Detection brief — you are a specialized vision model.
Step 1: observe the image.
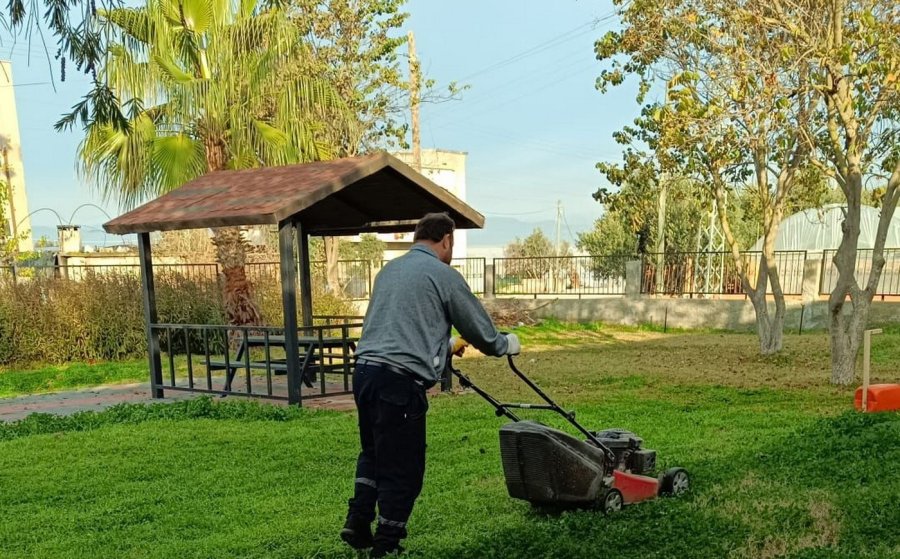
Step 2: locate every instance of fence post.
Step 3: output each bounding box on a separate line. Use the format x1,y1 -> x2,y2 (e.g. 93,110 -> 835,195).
484,263 -> 495,299
802,255 -> 821,303
625,260 -> 642,298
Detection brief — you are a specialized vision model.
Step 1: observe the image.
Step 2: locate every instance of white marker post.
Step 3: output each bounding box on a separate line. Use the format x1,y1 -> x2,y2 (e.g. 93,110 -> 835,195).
862,328 -> 883,412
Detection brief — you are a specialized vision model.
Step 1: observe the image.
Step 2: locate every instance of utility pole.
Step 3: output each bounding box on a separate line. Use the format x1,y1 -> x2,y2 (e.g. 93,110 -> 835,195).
407,31 -> 421,172
554,200 -> 562,292
655,175 -> 667,294
655,82 -> 671,295
555,200 -> 562,257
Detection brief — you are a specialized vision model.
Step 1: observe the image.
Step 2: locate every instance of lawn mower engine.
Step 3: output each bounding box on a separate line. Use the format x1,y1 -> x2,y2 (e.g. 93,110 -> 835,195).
593,428 -> 657,475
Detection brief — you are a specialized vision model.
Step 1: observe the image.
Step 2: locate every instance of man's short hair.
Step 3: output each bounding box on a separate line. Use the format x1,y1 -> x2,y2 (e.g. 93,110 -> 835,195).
414,212 -> 455,242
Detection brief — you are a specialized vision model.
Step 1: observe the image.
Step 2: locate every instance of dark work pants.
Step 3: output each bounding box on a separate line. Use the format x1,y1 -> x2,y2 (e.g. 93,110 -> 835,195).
347,361 -> 429,543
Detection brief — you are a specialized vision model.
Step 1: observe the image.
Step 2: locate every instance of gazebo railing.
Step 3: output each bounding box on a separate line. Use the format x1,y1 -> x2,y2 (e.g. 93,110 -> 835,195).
151,322 -> 362,402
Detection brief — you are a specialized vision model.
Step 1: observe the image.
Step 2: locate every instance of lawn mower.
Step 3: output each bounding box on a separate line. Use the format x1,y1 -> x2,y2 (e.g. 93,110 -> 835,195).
449,355 -> 690,513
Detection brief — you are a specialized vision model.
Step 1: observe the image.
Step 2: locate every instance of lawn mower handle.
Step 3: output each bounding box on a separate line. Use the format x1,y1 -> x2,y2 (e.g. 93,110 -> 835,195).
504,355 -> 615,459
447,353 -> 616,463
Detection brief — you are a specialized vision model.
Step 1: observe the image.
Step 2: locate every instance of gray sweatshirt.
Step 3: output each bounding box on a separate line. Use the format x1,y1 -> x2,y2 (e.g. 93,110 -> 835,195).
354,244 -> 509,384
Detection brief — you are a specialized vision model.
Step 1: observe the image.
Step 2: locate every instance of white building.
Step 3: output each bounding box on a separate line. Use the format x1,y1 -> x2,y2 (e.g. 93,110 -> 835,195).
381,149 -> 469,260
0,60 -> 33,253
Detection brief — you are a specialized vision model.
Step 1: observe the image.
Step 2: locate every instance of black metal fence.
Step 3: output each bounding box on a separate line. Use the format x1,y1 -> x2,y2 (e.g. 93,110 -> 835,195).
20,250 -> 900,299
819,248 -> 900,296
451,258 -> 486,295
4,258 -> 488,300
493,255 -> 631,296
151,320 -> 362,402
639,251 -> 807,296
377,257 -> 485,295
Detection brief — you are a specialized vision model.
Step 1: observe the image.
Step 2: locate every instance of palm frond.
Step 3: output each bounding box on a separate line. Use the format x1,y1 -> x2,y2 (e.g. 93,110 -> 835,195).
99,8 -> 154,46
152,134 -> 207,192
76,0 -> 359,207
153,53 -> 196,84
178,0 -> 214,35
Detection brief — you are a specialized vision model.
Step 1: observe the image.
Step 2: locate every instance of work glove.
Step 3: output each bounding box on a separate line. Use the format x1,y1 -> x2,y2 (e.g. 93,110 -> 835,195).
505,333 -> 521,356
449,336 -> 469,357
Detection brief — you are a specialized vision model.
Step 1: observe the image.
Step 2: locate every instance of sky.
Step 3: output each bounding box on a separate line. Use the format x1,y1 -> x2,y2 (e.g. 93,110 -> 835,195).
0,0 -> 644,248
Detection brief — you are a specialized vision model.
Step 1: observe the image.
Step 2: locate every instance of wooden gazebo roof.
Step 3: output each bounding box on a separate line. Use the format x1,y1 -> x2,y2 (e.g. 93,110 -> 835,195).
103,152 -> 484,235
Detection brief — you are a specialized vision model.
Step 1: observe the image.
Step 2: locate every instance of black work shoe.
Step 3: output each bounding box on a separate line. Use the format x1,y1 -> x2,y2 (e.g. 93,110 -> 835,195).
339,516 -> 374,550
370,542 -> 404,557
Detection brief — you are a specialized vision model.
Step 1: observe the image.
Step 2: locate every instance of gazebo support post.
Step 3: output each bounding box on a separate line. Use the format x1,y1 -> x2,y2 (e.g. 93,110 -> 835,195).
138,232 -> 164,398
296,221 -> 314,329
279,220 -> 303,405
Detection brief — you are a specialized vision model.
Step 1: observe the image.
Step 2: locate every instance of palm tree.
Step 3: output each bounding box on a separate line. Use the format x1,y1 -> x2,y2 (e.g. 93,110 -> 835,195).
75,0 -> 349,326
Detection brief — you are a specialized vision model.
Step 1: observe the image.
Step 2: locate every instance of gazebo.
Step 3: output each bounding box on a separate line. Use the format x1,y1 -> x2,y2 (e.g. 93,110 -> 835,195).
104,152 -> 484,405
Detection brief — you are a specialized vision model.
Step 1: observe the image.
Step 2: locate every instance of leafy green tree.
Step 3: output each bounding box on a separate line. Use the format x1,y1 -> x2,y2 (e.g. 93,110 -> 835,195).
289,0 -> 409,293
577,214 -> 634,258
0,178 -> 27,266
504,228 -> 570,280
352,233 -> 385,264
596,0 -> 823,355
765,0 -> 900,384
293,0 -> 410,154
68,0 -> 348,326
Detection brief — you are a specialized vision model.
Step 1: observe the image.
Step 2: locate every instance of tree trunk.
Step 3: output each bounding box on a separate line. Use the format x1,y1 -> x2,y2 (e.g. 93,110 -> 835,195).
204,138 -> 263,327
211,227 -> 263,326
713,181 -> 786,356
323,236 -> 342,295
828,164 -> 864,384
829,300 -> 869,385
746,267 -> 785,356
759,224 -> 787,355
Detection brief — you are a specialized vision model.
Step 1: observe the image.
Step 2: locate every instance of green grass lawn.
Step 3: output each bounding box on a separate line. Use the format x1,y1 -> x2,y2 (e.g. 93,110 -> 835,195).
1,328 -> 900,558
0,360 -> 149,398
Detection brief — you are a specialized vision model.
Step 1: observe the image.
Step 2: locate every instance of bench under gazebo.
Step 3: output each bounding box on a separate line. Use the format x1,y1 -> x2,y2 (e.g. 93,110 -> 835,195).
104,152 -> 484,405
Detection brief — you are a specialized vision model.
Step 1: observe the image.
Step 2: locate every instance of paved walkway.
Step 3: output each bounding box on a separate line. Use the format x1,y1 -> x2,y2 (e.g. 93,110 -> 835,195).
0,381 -> 357,423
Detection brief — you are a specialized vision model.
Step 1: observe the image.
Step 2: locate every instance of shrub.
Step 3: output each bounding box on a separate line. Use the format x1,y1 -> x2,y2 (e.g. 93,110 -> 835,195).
0,264 -> 357,366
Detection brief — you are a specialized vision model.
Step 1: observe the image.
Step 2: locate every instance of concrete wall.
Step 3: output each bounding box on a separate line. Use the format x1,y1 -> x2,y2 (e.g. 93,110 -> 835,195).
0,60 -> 33,253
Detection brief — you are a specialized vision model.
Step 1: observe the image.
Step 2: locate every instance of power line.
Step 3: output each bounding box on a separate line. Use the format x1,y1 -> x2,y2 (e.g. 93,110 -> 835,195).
426,51 -> 595,122
425,9 -> 619,125
453,21 -> 597,83
426,16 -> 618,121
451,9 -> 621,84
427,58 -> 601,131
0,81 -> 51,87
561,206 -> 581,244
436,122 -> 606,161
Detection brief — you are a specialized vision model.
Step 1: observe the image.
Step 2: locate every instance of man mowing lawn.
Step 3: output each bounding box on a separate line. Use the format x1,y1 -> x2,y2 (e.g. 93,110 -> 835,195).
341,213 -> 521,556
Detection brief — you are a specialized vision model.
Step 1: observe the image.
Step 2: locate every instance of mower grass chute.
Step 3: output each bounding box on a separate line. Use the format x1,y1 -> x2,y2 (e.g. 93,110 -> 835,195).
451,355 -> 690,512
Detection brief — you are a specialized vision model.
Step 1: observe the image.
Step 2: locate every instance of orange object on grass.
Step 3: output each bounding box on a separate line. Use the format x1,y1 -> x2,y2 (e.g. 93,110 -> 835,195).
855,383 -> 900,412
